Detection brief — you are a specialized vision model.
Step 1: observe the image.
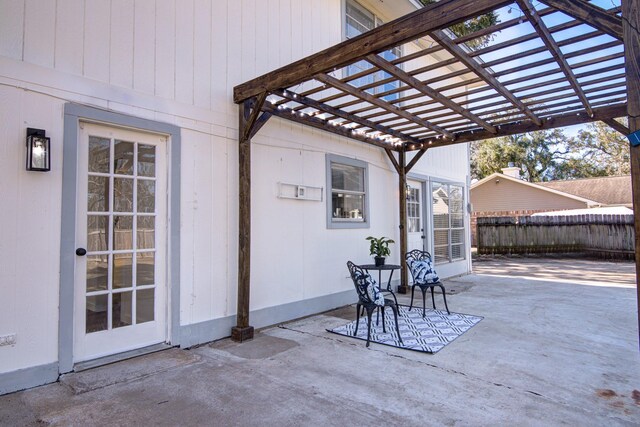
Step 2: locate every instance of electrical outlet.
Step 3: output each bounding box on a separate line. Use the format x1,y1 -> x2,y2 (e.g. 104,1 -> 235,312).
0,334 -> 17,346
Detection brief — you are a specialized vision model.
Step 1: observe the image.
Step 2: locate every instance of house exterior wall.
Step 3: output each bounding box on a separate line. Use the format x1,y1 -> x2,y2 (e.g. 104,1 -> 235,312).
471,178 -> 589,213
0,0 -> 471,391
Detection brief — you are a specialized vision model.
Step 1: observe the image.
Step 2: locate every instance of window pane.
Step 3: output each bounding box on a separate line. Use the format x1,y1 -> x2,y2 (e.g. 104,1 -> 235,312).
114,140 -> 134,175
451,213 -> 464,228
434,230 -> 449,246
88,136 -> 110,173
434,245 -> 449,263
434,213 -> 449,229
332,192 -> 365,220
452,244 -> 464,260
331,163 -> 364,192
112,291 -> 133,329
451,229 -> 465,245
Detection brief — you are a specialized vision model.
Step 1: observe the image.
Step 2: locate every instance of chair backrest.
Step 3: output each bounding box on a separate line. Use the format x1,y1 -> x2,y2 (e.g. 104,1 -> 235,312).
346,261 -> 375,304
405,250 -> 433,281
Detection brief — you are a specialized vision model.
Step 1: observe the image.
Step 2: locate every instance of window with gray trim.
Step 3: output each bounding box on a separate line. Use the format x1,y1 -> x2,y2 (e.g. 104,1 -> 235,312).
432,181 -> 465,264
326,154 -> 369,228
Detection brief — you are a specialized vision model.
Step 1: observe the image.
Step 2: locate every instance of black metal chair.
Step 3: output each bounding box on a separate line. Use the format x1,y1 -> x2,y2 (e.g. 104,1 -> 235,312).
347,261 -> 403,347
405,250 -> 450,317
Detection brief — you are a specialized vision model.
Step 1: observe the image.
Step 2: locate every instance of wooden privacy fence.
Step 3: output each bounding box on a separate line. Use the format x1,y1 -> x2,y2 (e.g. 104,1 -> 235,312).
477,215 -> 635,259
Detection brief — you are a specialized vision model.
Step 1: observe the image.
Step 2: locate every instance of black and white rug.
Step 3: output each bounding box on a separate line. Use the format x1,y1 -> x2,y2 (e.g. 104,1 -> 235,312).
328,305 -> 482,353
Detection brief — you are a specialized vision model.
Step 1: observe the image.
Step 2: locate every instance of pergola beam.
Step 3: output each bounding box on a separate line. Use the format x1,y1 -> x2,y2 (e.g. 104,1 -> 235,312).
538,0 -> 623,40
233,0 -> 513,103
416,104 -> 628,149
366,54 -> 497,134
430,29 -> 543,127
518,0 -> 594,117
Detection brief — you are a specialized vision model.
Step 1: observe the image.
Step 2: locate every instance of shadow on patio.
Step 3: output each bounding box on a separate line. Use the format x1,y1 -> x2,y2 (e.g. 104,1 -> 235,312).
2,258 -> 638,426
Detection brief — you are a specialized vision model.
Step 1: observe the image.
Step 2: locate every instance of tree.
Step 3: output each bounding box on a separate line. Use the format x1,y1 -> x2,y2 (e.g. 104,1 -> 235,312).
470,122 -> 631,182
471,129 -> 571,181
572,121 -> 630,176
418,0 -> 499,49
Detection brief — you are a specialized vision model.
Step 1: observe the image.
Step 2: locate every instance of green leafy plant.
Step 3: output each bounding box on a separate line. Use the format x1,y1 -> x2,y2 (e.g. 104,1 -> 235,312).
366,236 -> 395,258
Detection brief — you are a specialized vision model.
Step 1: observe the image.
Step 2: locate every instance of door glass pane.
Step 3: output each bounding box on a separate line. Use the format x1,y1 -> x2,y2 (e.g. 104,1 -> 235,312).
114,140 -> 134,175
88,176 -> 109,212
113,216 -> 133,250
112,291 -> 133,329
114,178 -> 134,212
87,216 -> 109,252
88,136 -> 110,173
136,289 -> 155,324
113,253 -> 133,289
86,255 -> 108,292
137,180 -> 155,213
137,253 -> 154,286
137,216 -> 155,249
86,294 -> 108,333
138,144 -> 156,177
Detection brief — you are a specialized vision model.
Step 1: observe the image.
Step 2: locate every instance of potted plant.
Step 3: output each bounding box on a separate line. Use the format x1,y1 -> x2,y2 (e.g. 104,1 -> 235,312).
366,236 -> 395,267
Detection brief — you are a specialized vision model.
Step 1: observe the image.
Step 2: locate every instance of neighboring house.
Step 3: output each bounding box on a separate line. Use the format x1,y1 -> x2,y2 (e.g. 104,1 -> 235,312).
0,0 -> 472,394
538,175 -> 632,208
470,166 -> 632,245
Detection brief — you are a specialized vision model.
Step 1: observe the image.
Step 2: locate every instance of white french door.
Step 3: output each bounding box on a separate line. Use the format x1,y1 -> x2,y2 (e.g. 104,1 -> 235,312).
73,122 -> 168,363
407,180 -> 425,253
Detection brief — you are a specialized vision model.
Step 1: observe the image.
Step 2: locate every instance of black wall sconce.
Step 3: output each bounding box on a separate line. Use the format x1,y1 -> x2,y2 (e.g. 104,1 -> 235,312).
26,128 -> 50,172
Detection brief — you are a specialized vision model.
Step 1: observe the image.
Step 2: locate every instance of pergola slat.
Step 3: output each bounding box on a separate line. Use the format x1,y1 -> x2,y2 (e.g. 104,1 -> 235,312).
366,54 -> 497,133
315,73 -> 454,139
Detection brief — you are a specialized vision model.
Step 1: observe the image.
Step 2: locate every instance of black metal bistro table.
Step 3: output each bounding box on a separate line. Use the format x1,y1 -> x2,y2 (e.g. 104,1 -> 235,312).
359,264 -> 400,306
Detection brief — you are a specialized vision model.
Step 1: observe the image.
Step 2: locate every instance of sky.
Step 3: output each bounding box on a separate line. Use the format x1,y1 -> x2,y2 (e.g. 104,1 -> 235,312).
464,0 -> 623,138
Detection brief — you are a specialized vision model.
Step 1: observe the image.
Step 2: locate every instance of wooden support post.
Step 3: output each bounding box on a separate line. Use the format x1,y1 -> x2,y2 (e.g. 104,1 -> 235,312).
398,150 -> 409,294
232,100 -> 255,342
623,0 -> 640,349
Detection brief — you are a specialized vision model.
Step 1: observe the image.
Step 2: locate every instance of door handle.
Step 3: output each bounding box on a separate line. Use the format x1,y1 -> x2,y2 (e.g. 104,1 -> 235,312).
421,235 -> 425,239
76,248 -> 87,256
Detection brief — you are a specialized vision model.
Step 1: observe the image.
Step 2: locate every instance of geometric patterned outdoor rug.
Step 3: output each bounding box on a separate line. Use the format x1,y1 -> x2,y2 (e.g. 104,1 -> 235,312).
327,304 -> 483,354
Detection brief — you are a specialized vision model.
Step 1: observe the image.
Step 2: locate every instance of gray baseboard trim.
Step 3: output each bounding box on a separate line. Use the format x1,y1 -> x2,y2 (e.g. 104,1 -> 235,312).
180,290 -> 354,348
0,362 -> 59,395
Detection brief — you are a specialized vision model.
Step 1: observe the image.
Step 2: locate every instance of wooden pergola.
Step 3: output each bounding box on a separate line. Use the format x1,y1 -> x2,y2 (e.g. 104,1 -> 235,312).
231,0 -> 640,344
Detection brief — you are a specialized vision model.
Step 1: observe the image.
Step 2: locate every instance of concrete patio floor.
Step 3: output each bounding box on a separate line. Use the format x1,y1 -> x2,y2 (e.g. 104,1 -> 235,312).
1,258 -> 639,426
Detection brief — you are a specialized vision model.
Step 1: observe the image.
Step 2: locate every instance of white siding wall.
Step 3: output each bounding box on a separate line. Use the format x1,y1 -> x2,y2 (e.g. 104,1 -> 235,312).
0,0 -> 470,375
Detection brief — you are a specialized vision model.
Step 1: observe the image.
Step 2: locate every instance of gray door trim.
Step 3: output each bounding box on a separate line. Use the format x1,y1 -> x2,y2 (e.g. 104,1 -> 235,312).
59,103 -> 181,373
